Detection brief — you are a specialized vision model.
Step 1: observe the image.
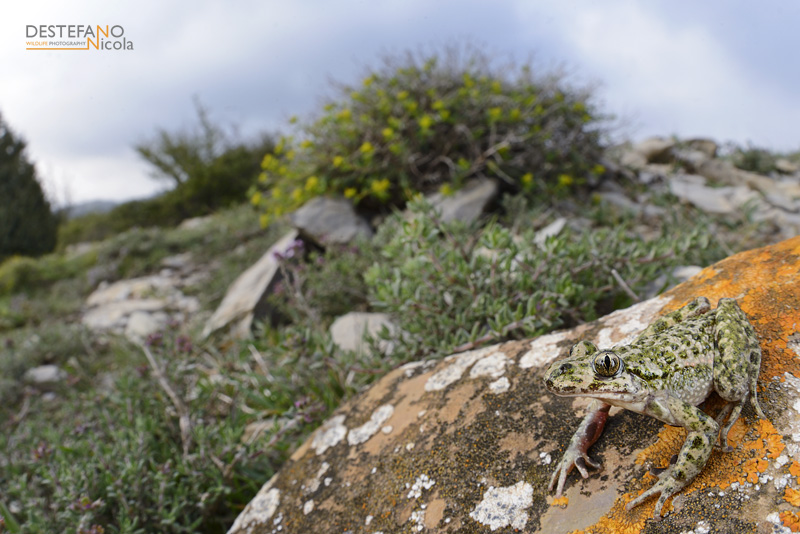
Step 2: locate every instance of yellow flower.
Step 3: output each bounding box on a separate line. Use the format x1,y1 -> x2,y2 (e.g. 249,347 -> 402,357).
258,171 -> 268,183
360,141 -> 374,154
491,80 -> 502,94
291,188 -> 303,202
488,107 -> 502,121
305,176 -> 319,192
363,75 -> 375,87
439,110 -> 450,120
337,108 -> 352,120
259,213 -> 270,228
397,90 -> 409,100
272,188 -> 282,199
351,91 -> 361,100
300,139 -> 313,149
432,100 -> 445,110
418,115 -> 433,130
261,154 -> 273,169
278,165 -> 288,175
324,103 -> 335,111
592,164 -> 606,175
250,191 -> 262,206
289,115 -> 298,124
370,178 -> 390,195
439,183 -> 453,196
382,127 -> 394,139
404,101 -> 418,113
521,172 -> 533,186
344,187 -> 357,198
274,140 -> 285,154
333,155 -> 344,168
558,174 -> 574,187
285,150 -> 295,161
509,108 -> 521,121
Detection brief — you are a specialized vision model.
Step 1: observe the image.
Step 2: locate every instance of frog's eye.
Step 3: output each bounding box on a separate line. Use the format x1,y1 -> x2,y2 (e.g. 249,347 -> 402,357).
592,351 -> 622,378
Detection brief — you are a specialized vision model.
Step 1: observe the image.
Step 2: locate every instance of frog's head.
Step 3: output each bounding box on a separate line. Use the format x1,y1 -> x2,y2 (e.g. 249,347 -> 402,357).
543,340 -> 647,404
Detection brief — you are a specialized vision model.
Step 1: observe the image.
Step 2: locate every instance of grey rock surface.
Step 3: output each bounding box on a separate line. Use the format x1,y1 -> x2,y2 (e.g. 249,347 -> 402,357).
202,230 -> 300,338
290,197 -> 373,246
329,312 -> 397,356
427,179 -> 499,224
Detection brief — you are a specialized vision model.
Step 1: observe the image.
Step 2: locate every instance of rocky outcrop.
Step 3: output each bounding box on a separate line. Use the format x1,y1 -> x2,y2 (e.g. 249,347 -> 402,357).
202,230 -> 301,339
228,236 -> 800,534
329,312 -> 397,356
82,254 -> 203,343
290,197 -> 373,246
426,179 -> 499,224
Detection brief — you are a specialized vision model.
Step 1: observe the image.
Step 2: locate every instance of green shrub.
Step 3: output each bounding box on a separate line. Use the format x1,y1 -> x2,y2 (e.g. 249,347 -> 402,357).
0,249 -> 97,297
364,198 -> 735,359
252,46 -> 607,226
0,112 -> 58,261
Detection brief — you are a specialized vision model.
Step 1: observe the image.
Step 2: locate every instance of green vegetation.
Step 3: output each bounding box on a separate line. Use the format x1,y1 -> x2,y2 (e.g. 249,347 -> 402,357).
251,47 -> 605,226
0,113 -> 58,262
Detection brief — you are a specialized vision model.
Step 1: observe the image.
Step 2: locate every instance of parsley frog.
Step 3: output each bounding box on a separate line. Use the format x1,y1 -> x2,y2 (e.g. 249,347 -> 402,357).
543,297 -> 765,518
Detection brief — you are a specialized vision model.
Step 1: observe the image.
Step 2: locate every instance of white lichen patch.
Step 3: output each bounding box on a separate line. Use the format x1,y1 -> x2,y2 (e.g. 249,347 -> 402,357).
305,462 -> 330,494
401,360 -> 426,378
766,512 -> 793,534
425,346 -> 495,391
470,351 -> 509,379
469,480 -> 533,531
539,452 -> 552,465
409,510 -> 426,532
381,425 -> 393,434
488,376 -> 510,394
311,415 -> 347,455
227,483 -> 280,534
596,296 -> 671,349
780,372 -> 800,449
678,520 -> 710,534
348,404 -> 394,445
303,500 -> 314,515
407,474 -> 435,499
518,331 -> 570,369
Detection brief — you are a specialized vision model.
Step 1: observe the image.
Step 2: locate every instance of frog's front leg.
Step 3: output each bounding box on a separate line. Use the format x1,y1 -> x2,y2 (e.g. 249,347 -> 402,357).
626,395 -> 718,518
549,399 -> 611,496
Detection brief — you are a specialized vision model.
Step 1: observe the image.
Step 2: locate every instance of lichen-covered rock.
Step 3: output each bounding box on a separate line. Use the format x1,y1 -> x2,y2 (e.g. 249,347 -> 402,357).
228,236 -> 800,534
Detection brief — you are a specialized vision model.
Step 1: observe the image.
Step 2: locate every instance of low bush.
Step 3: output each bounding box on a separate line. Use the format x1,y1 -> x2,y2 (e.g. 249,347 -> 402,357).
252,46 -> 607,226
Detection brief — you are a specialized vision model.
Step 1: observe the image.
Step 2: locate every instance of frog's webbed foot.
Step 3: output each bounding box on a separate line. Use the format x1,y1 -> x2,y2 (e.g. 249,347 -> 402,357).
548,448 -> 603,496
625,465 -> 684,520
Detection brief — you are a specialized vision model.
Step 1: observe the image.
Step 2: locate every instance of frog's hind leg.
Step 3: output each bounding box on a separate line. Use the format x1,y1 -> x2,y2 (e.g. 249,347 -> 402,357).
635,297 -> 711,341
713,298 -> 766,449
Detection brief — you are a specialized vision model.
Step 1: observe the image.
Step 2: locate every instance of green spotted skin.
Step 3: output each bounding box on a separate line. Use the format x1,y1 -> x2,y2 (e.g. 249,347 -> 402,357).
544,297 -> 765,519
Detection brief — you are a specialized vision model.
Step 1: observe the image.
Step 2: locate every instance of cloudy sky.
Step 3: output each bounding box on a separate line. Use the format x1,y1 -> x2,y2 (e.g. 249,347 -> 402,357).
1,0 -> 798,205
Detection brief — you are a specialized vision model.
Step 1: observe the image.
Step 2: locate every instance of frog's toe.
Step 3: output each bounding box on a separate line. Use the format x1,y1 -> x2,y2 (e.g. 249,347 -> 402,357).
575,455 -> 601,477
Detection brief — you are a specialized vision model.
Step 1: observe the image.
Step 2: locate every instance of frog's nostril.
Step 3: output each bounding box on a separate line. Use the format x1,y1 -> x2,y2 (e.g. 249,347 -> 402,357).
559,363 -> 573,373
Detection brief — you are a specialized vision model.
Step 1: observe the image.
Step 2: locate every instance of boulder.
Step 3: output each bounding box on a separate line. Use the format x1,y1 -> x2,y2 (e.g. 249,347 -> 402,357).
329,312 -> 397,356
427,179 -> 499,224
202,230 -> 301,339
24,364 -> 67,386
775,159 -> 800,175
685,138 -> 719,159
290,197 -> 373,246
228,236 -> 800,534
619,137 -> 675,170
82,274 -> 200,342
668,174 -> 762,214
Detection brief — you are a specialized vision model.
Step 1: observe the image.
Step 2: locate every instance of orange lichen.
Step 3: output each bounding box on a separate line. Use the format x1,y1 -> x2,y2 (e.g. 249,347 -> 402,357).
790,462 -> 800,478
568,494 -> 652,534
780,510 -> 800,532
786,487 -> 800,507
551,495 -> 568,507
